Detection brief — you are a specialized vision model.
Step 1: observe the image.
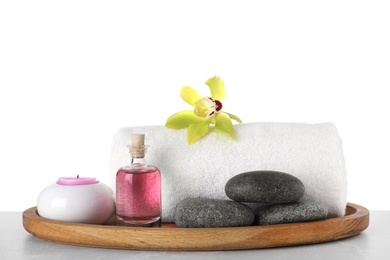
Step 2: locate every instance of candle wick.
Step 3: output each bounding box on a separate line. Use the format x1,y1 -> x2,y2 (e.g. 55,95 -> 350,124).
77,175 -> 79,179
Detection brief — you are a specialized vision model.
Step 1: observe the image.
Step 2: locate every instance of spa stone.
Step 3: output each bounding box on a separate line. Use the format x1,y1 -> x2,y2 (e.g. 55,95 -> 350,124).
254,202 -> 328,225
225,170 -> 305,203
174,198 -> 255,228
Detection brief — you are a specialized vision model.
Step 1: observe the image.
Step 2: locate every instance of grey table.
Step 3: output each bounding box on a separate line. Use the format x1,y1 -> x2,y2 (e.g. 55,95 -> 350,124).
1,211 -> 389,260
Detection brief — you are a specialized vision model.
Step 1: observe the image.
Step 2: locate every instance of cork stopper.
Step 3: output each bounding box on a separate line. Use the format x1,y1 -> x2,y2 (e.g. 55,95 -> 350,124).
130,134 -> 146,158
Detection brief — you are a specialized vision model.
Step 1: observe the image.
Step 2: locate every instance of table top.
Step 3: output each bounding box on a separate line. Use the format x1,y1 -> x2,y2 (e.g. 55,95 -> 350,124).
1,210 -> 389,260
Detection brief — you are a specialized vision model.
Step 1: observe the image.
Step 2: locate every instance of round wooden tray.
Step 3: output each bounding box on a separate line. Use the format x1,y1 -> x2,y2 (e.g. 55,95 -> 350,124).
23,203 -> 369,251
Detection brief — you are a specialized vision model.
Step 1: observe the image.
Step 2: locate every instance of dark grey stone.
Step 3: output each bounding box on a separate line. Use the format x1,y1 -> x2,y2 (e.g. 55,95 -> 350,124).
254,202 -> 328,225
225,170 -> 305,204
174,198 -> 255,228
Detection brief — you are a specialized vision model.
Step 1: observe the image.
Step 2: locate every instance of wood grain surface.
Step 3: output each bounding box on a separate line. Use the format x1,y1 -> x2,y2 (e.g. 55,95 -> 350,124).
23,203 -> 369,251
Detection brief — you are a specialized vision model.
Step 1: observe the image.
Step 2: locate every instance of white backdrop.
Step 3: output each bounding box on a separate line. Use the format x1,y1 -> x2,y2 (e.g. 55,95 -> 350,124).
1,0 -> 389,212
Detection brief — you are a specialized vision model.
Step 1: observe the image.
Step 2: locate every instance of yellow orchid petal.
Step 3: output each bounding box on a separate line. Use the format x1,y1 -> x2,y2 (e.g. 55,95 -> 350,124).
187,122 -> 210,144
165,110 -> 205,129
214,112 -> 235,139
180,86 -> 202,106
225,112 -> 243,123
205,76 -> 226,101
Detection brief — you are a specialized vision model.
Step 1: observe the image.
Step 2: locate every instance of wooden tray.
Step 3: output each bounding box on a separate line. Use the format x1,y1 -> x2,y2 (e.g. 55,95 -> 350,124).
23,202 -> 369,251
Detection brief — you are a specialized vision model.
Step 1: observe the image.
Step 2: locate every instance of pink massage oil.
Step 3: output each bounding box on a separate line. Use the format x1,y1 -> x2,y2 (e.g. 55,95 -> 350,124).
116,134 -> 161,227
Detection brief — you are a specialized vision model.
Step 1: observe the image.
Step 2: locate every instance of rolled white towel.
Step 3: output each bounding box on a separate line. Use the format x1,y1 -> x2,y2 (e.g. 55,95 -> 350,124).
110,122 -> 347,222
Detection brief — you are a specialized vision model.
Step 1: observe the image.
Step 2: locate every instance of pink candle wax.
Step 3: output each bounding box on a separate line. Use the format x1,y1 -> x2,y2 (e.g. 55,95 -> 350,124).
57,176 -> 99,186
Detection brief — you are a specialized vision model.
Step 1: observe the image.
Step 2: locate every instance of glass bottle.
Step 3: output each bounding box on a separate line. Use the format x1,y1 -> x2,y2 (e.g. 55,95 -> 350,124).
115,134 -> 161,227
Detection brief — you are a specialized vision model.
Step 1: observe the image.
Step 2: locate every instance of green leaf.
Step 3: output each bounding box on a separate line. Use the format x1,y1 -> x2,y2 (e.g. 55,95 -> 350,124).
214,112 -> 235,139
165,110 -> 205,129
180,86 -> 202,106
205,76 -> 226,101
225,112 -> 243,123
187,122 -> 210,144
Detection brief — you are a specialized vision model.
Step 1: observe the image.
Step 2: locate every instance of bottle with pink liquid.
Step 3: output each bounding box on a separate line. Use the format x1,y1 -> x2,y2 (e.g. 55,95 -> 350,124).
116,134 -> 161,227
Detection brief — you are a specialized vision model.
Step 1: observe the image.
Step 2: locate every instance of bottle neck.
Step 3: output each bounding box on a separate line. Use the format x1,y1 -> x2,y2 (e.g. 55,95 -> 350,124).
131,156 -> 146,167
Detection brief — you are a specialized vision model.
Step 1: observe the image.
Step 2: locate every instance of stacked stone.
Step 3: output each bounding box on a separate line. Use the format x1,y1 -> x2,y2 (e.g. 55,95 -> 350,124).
174,170 -> 328,228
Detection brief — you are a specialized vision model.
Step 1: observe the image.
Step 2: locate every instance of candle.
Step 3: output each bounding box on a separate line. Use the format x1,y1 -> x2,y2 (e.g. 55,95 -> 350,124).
37,176 -> 114,224
56,175 -> 99,186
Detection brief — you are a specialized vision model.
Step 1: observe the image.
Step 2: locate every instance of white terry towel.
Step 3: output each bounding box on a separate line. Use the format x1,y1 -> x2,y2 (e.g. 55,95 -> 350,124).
110,122 -> 347,222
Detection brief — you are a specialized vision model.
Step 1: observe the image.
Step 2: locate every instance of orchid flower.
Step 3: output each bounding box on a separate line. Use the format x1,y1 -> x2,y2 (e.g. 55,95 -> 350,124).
165,76 -> 242,144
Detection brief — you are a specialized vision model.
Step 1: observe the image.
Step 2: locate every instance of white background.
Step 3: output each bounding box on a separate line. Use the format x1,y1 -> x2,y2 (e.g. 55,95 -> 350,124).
1,0 -> 389,212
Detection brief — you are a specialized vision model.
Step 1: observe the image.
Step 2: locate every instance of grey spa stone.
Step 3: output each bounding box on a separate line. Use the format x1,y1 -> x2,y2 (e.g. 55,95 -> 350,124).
174,198 -> 255,228
254,202 -> 328,225
225,170 -> 305,204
